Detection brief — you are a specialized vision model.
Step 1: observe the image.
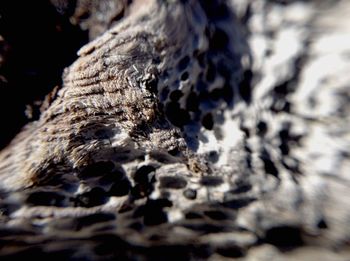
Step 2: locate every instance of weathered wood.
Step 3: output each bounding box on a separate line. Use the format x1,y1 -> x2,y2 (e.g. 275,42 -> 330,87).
0,0 -> 349,259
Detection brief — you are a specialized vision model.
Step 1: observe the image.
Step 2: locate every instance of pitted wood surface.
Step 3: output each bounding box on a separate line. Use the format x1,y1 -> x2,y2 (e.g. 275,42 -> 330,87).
0,0 -> 349,259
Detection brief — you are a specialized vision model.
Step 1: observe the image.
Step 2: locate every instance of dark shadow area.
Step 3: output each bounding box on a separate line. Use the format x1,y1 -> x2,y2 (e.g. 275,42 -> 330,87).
0,0 -> 88,149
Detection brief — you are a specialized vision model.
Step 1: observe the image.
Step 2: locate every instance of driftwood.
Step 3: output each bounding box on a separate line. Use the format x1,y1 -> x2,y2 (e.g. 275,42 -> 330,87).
0,0 -> 350,259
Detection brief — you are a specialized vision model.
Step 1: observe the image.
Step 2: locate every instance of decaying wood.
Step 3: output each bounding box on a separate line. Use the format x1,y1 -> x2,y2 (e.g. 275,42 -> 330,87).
0,0 -> 350,259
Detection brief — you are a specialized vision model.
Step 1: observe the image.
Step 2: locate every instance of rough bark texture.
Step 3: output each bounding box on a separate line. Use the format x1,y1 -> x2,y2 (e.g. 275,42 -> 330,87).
0,0 -> 350,260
